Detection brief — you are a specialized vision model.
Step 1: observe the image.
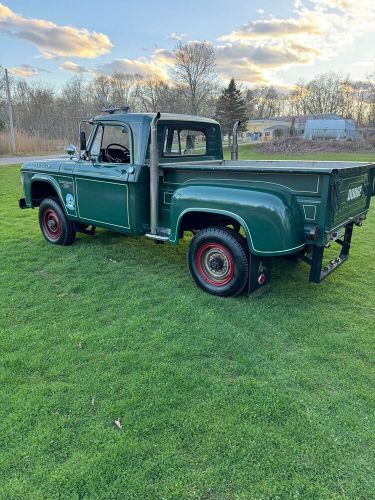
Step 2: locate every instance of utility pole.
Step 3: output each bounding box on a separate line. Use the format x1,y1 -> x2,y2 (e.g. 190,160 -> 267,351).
4,68 -> 16,154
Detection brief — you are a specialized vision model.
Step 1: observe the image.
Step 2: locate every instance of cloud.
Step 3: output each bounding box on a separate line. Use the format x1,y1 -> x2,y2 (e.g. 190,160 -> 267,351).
216,59 -> 271,86
91,0 -> 375,87
59,48 -> 175,79
354,60 -> 374,68
214,43 -> 320,85
168,32 -> 188,41
214,0 -> 375,83
96,49 -> 175,78
219,18 -> 323,42
7,0 -> 371,87
0,2 -> 113,59
216,43 -> 320,69
60,61 -> 94,74
9,64 -> 50,77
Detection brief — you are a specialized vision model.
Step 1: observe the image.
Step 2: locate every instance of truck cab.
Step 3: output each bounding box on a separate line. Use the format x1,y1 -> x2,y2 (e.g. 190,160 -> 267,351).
19,111 -> 375,297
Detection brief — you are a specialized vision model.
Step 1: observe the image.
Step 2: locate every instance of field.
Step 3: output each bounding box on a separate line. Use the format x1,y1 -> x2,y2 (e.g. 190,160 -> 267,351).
232,143 -> 375,162
0,155 -> 374,499
0,132 -> 63,157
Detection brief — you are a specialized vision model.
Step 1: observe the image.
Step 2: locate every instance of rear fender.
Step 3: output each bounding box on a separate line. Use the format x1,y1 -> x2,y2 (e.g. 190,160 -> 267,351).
169,185 -> 305,256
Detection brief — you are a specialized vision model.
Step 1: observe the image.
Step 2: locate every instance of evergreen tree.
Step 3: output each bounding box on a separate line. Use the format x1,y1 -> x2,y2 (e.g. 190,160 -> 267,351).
215,78 -> 247,144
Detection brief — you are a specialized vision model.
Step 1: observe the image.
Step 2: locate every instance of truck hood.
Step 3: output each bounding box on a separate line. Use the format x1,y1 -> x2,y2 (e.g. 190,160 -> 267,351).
21,158 -> 63,173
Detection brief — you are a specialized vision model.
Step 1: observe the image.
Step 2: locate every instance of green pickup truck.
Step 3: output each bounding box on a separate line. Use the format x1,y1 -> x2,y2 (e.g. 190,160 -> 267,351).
19,110 -> 375,297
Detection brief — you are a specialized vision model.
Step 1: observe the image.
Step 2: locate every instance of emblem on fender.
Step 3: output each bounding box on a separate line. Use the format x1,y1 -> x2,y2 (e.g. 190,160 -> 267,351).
66,193 -> 75,210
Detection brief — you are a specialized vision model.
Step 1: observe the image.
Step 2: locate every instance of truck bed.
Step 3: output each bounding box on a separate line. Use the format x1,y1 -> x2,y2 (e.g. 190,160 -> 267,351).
162,159 -> 375,174
160,159 -> 375,238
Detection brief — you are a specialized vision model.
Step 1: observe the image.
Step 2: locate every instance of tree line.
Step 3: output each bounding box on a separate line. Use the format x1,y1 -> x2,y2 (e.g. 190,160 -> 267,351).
1,41 -> 375,144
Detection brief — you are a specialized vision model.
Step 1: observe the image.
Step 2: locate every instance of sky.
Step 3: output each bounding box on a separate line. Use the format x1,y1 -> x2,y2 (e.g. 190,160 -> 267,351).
0,0 -> 375,88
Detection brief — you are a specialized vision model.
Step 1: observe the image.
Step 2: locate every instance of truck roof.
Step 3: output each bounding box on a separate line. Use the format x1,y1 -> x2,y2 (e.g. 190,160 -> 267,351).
90,112 -> 221,164
93,112 -> 219,126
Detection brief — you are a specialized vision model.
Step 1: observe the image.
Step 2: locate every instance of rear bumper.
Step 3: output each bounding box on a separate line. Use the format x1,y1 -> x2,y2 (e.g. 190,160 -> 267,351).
326,210 -> 367,240
302,222 -> 354,283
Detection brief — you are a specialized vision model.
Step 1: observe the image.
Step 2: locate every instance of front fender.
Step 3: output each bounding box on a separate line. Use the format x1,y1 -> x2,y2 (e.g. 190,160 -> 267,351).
169,185 -> 305,256
25,173 -> 66,211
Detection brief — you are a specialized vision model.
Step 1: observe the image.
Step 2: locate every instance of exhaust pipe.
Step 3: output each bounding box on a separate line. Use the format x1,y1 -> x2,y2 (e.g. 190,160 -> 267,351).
231,120 -> 241,161
150,112 -> 161,235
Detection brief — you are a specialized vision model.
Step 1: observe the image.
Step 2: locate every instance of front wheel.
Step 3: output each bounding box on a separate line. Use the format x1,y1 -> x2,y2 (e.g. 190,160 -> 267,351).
39,198 -> 76,245
188,227 -> 249,297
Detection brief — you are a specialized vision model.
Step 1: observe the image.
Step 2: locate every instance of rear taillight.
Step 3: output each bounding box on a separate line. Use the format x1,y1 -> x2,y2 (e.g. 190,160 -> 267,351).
306,227 -> 319,241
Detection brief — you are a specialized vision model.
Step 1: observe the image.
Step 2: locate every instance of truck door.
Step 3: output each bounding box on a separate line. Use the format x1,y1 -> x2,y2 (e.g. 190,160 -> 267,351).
73,123 -> 131,231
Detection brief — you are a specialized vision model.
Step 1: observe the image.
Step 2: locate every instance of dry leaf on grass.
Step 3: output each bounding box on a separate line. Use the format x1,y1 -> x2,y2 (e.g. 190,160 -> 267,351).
114,418 -> 122,429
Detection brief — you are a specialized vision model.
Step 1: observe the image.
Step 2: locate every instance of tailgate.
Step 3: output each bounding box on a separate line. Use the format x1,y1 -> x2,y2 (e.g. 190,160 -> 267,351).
330,165 -> 374,229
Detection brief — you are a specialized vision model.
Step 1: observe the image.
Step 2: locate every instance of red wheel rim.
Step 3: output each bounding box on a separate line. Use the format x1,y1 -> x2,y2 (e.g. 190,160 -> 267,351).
42,209 -> 61,240
196,243 -> 234,286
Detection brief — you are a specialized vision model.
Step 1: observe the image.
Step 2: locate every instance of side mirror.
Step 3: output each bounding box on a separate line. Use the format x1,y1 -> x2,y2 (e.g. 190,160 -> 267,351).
66,144 -> 76,157
80,131 -> 87,151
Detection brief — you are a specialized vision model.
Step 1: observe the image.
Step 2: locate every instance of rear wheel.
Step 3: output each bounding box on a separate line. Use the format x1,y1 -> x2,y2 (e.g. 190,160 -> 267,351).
188,227 -> 249,297
39,198 -> 76,245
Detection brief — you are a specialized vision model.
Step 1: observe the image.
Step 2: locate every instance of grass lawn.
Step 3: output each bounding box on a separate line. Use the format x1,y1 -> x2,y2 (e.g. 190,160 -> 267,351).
225,144 -> 375,163
0,160 -> 374,499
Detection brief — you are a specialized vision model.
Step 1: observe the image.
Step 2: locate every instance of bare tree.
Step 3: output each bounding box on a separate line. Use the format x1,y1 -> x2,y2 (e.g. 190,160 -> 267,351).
0,69 -> 8,131
135,77 -> 169,112
288,73 -> 352,117
367,70 -> 375,126
59,76 -> 97,141
246,86 -> 286,119
89,75 -> 112,107
171,41 -> 217,115
3,66 -> 375,153
12,80 -> 56,136
340,81 -> 369,126
110,73 -> 139,107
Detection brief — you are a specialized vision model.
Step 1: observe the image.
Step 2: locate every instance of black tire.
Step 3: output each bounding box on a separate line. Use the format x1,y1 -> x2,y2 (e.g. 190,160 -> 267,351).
38,197 -> 76,245
188,227 -> 249,297
223,226 -> 249,256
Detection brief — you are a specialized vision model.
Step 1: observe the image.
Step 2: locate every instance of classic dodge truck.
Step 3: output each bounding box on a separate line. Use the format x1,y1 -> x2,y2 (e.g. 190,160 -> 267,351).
19,110 -> 375,297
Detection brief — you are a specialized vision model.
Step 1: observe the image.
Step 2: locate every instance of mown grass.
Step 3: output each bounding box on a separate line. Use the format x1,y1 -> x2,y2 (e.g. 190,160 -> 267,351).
0,162 -> 374,499
225,144 -> 375,163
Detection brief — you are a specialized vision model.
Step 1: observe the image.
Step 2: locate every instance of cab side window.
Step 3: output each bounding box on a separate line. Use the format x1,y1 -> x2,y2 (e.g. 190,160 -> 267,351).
90,125 -> 130,164
163,127 -> 207,157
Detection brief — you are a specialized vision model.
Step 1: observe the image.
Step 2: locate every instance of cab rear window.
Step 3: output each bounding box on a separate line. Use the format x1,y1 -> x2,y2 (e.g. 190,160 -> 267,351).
163,127 -> 207,157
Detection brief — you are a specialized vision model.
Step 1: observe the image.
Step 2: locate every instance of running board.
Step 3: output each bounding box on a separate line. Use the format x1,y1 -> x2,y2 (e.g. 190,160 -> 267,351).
145,233 -> 169,242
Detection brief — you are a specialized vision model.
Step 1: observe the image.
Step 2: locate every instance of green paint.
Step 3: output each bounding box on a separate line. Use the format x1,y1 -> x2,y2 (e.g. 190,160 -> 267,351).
20,113 -> 375,256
